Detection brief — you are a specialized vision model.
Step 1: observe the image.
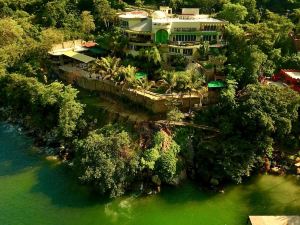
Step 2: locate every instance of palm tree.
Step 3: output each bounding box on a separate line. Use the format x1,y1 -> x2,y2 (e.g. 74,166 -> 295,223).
118,65 -> 137,88
91,56 -> 121,80
135,77 -> 155,100
158,71 -> 176,94
178,69 -> 205,113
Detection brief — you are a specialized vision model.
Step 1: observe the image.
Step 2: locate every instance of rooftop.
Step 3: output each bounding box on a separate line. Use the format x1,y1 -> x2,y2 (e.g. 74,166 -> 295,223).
119,8 -> 227,24
152,16 -> 225,23
282,70 -> 300,80
119,10 -> 149,19
249,216 -> 300,225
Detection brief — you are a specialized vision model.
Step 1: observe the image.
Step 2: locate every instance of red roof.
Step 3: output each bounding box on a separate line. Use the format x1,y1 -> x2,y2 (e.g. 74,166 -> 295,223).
83,42 -> 97,48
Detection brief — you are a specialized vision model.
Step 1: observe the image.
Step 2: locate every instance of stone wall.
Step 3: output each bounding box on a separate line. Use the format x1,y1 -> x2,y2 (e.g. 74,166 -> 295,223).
59,69 -> 208,113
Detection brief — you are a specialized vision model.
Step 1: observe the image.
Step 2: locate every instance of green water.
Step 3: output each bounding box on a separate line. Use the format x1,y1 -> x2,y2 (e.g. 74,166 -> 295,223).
0,123 -> 299,225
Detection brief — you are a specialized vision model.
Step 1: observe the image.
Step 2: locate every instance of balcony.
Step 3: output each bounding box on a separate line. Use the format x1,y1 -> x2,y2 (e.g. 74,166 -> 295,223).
168,41 -> 202,47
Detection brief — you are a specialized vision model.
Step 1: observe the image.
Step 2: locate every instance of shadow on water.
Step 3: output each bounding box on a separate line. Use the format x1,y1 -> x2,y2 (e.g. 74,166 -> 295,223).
30,160 -> 111,208
157,181 -> 218,204
0,123 -> 37,176
0,122 -> 111,209
241,175 -> 300,216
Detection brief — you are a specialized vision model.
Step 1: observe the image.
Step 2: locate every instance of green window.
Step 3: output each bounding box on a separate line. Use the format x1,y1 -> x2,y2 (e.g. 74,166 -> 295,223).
155,29 -> 169,44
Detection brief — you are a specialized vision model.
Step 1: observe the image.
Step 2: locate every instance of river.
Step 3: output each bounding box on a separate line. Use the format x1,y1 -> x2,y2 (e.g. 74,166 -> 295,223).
0,122 -> 299,225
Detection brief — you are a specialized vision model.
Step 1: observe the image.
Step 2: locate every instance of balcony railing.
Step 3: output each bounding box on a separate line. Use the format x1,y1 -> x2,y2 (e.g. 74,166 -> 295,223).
172,28 -> 223,32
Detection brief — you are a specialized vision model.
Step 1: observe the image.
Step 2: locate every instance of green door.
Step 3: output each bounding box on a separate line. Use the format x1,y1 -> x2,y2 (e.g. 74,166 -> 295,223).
155,29 -> 168,44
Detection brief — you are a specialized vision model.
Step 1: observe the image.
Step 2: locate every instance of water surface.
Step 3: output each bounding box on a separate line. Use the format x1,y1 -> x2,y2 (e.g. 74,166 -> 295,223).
0,123 -> 299,225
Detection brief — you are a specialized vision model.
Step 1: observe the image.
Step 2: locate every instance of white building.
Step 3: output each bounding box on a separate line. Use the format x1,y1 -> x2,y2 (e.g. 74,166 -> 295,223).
119,7 -> 228,59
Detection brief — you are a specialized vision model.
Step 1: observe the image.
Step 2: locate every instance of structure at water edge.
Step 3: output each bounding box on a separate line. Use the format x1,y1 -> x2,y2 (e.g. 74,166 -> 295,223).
247,216 -> 300,225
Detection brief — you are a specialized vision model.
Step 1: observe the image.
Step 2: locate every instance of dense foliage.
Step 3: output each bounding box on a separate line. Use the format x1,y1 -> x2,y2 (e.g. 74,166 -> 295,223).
74,124 -> 139,197
0,74 -> 84,140
193,83 -> 300,183
141,131 -> 181,183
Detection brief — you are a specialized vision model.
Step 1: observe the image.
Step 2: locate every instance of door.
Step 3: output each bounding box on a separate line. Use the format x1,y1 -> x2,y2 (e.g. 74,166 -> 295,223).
155,29 -> 168,44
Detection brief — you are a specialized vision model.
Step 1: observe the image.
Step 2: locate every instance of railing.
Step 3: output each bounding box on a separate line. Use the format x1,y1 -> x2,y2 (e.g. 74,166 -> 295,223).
172,28 -> 222,32
168,41 -> 202,46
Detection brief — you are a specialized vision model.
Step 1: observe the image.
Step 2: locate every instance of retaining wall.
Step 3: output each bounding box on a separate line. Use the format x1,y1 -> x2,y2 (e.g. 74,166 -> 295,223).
59,69 -> 208,113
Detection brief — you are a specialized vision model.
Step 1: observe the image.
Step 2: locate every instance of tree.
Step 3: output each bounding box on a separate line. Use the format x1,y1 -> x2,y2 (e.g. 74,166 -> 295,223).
0,18 -> 24,47
218,3 -> 248,24
75,124 -> 139,197
117,65 -> 137,86
236,0 -> 260,22
208,55 -> 227,74
96,28 -> 128,55
169,0 -> 184,10
0,74 -> 84,139
40,28 -> 64,53
141,131 -> 181,183
194,84 -> 300,184
93,0 -> 116,29
81,11 -> 95,34
90,56 -> 121,80
135,0 -> 144,7
42,0 -> 67,27
158,70 -> 176,94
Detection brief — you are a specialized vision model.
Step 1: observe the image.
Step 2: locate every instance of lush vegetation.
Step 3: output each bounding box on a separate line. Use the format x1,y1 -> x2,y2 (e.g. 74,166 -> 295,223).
193,82 -> 300,184
0,74 -> 84,142
0,0 -> 300,198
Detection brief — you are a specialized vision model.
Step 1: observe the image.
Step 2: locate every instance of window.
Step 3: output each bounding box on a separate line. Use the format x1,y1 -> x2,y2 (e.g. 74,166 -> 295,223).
174,28 -> 197,32
203,25 -> 217,31
183,49 -> 193,55
202,35 -> 212,41
169,48 -> 180,53
174,35 -> 196,42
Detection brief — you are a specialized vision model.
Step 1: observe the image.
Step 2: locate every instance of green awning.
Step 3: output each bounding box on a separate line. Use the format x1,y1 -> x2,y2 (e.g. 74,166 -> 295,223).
208,81 -> 225,88
63,51 -> 95,63
135,72 -> 147,79
89,47 -> 106,55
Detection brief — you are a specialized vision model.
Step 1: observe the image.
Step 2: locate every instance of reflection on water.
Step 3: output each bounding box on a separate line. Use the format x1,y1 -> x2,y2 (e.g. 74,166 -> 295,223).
0,122 -> 299,225
105,197 -> 135,223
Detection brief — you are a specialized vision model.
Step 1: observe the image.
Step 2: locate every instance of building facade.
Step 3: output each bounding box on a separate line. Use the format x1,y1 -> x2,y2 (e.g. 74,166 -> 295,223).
118,7 -> 228,59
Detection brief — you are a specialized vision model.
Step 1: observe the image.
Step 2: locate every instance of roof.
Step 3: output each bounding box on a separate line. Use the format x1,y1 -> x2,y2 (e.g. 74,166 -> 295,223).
284,71 -> 300,80
83,42 -> 97,48
129,19 -> 152,32
152,16 -> 226,23
249,216 -> 300,225
208,80 -> 225,88
152,11 -> 167,19
119,11 -> 148,19
63,51 -> 95,63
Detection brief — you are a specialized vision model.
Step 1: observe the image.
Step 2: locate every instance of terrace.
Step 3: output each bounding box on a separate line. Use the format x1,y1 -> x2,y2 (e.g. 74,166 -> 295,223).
58,64 -> 208,113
